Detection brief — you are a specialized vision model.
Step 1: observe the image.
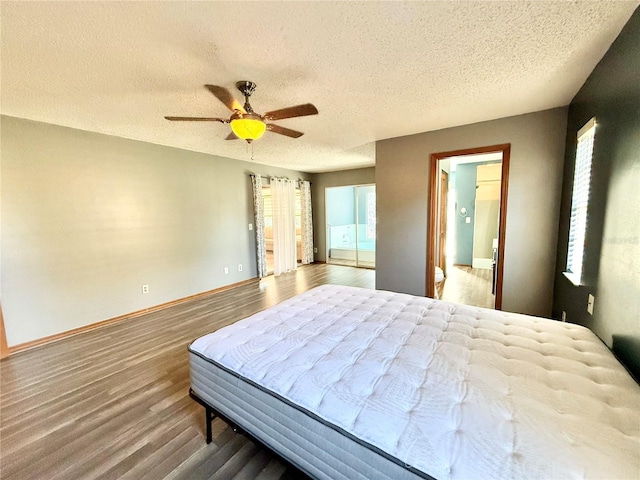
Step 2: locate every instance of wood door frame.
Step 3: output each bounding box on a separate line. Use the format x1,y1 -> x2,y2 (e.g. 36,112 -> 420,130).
438,171 -> 448,275
427,144 -> 510,309
1,303 -> 9,359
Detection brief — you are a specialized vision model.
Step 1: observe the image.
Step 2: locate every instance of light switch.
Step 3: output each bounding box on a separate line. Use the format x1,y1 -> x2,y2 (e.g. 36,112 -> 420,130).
466,217 -> 471,224
587,294 -> 595,315
249,223 -> 253,230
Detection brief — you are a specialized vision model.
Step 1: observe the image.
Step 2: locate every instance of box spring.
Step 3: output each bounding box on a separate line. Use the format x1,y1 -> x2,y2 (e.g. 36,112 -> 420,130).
190,351 -> 430,480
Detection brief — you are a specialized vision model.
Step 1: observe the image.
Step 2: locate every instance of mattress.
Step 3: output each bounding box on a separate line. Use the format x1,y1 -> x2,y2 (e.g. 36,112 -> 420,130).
189,285 -> 640,480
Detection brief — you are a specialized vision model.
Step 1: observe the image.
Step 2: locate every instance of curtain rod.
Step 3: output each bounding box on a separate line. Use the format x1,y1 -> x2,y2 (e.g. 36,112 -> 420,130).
250,174 -> 311,184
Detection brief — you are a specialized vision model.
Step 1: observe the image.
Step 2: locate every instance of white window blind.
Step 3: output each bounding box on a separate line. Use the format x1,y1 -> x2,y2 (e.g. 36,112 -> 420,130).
565,117 -> 596,286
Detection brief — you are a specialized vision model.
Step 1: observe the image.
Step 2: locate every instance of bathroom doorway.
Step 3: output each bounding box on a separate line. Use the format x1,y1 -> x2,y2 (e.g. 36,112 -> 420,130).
325,184 -> 376,268
427,144 -> 510,309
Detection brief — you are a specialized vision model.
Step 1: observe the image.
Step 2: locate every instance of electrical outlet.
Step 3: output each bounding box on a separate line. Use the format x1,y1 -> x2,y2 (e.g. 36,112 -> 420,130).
238,264 -> 243,272
561,311 -> 566,322
314,247 -> 318,254
587,294 -> 595,315
249,223 -> 253,231
142,284 -> 149,294
224,267 -> 229,275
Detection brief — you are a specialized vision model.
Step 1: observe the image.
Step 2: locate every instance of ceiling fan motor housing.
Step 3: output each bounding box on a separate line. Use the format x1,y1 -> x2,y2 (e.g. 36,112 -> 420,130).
236,81 -> 257,97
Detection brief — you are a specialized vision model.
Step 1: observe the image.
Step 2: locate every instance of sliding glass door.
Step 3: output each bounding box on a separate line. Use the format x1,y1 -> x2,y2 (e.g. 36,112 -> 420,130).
326,184 -> 376,268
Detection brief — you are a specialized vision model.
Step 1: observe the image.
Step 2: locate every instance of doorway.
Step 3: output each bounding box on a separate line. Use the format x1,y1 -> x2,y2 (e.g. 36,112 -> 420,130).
427,144 -> 510,309
326,184 -> 376,268
262,185 -> 302,275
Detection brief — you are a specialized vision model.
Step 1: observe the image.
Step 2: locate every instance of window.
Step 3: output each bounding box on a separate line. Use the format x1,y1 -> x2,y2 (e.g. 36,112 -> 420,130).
565,117 -> 596,286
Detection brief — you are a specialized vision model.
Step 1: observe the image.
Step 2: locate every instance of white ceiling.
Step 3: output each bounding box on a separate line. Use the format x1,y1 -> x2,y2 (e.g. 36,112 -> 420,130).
1,1 -> 637,173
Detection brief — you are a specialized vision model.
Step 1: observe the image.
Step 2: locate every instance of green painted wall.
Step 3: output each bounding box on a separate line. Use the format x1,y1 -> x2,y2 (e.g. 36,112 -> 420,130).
454,163 -> 477,265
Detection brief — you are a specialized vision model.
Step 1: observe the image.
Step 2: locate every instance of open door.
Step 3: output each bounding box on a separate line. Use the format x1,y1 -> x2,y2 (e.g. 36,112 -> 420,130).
427,144 -> 510,309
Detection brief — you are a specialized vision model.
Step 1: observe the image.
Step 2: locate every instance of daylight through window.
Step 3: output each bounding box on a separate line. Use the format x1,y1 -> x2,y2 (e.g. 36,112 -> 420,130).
565,117 -> 596,285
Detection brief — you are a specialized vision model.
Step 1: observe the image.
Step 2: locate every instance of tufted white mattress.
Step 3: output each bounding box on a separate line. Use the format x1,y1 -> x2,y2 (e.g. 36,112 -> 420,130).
189,285 -> 640,479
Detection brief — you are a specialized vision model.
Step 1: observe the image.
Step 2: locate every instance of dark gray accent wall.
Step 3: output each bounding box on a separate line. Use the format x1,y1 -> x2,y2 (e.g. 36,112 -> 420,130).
376,108 -> 567,316
310,168 -> 375,262
553,8 -> 640,379
1,116 -> 309,346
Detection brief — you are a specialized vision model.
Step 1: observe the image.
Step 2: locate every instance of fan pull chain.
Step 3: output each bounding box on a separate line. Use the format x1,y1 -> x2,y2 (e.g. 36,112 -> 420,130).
245,141 -> 255,160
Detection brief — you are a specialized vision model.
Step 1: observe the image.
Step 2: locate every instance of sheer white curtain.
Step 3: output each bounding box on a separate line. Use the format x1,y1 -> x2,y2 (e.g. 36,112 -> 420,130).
271,177 -> 297,275
299,180 -> 314,264
250,174 -> 267,278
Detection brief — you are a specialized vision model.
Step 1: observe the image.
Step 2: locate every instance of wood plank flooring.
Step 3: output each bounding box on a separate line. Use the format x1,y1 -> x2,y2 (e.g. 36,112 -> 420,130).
440,265 -> 495,309
0,264 -> 374,480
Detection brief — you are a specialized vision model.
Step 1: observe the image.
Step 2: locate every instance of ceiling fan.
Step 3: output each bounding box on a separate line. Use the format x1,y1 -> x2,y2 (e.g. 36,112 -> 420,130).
165,81 -> 318,143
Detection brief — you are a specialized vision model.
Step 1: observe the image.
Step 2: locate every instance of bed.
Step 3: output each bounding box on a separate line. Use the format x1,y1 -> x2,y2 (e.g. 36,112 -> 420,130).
189,285 -> 640,479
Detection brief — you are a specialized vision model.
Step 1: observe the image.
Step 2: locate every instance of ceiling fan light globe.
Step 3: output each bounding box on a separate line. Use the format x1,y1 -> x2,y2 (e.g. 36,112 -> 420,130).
230,118 -> 266,141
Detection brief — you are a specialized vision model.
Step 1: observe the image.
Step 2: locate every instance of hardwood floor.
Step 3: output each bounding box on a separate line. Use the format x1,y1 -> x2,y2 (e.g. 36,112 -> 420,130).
440,265 -> 495,309
0,264 -> 375,480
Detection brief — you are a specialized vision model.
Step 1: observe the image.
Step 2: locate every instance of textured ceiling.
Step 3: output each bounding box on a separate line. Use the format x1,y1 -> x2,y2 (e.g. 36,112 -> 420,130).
1,1 -> 637,173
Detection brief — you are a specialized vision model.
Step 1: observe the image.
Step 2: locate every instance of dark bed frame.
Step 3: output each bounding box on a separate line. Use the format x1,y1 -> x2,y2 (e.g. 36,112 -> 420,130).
189,388 -> 313,478
189,388 -> 241,444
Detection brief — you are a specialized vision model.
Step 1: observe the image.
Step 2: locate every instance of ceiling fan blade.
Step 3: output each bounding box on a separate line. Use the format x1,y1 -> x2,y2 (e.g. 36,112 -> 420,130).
267,124 -> 304,138
225,132 -> 239,140
165,116 -> 227,122
264,103 -> 318,121
205,85 -> 246,113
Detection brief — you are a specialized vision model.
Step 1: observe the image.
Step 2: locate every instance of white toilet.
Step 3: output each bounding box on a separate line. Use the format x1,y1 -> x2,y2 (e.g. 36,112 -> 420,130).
434,266 -> 445,299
